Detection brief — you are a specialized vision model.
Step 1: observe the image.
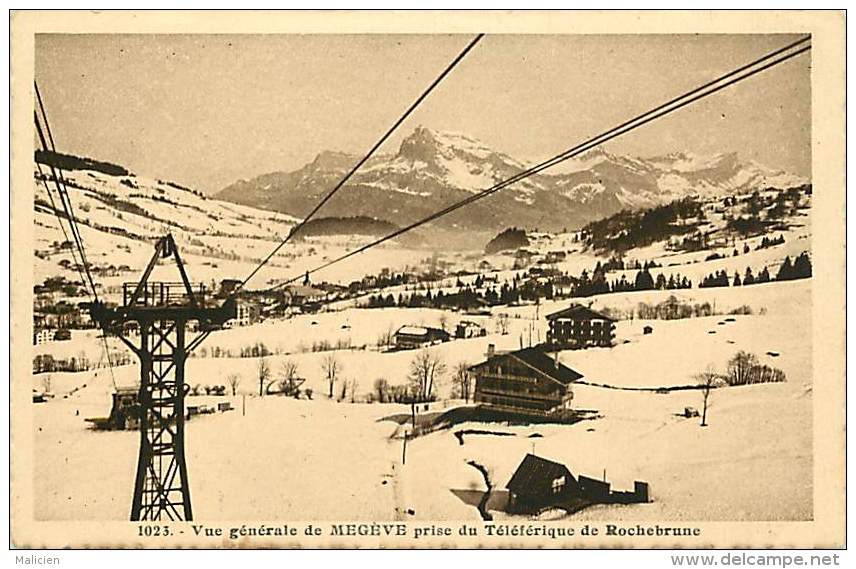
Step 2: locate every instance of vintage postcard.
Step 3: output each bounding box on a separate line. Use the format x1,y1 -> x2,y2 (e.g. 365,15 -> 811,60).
9,10 -> 845,549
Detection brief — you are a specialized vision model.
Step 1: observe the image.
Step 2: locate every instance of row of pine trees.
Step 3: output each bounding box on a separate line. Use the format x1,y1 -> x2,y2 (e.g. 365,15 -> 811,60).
364,252 -> 812,308
699,253 -> 812,289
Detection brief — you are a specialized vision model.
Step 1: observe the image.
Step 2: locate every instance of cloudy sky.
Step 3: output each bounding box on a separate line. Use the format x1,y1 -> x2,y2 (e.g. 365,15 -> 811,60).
35,33 -> 811,194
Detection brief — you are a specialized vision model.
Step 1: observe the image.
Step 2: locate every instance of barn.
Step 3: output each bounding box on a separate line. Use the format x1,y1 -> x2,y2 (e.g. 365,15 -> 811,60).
505,454 -> 651,514
506,454 -> 580,513
394,325 -> 451,350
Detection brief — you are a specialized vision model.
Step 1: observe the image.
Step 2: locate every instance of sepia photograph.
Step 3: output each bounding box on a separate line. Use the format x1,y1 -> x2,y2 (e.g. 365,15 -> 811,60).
8,9 -> 846,551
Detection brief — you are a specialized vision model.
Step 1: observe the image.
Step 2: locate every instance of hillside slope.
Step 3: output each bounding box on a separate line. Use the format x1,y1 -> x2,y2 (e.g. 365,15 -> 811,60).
33,162 -> 301,293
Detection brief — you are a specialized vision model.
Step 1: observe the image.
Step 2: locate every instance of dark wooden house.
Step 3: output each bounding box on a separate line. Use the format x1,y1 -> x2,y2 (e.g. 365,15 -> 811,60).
218,278 -> 242,297
505,454 -> 651,514
469,345 -> 583,416
506,454 -> 580,513
85,386 -> 141,431
394,325 -> 451,350
455,320 -> 487,339
546,304 -> 616,348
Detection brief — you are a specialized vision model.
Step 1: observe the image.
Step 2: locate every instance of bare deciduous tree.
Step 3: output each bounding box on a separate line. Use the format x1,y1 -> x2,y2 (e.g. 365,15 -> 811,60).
227,373 -> 241,396
257,355 -> 273,396
453,362 -> 473,403
497,313 -> 510,335
373,377 -> 390,403
727,351 -> 756,386
322,354 -> 341,399
76,350 -> 89,371
696,365 -> 720,427
726,350 -> 786,385
408,350 -> 446,402
376,326 -> 394,349
278,359 -> 300,395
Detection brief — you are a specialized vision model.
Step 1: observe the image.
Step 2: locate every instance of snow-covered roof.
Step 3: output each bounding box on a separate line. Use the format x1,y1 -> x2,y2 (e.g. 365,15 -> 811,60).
396,325 -> 429,336
546,303 -> 616,322
469,347 -> 584,386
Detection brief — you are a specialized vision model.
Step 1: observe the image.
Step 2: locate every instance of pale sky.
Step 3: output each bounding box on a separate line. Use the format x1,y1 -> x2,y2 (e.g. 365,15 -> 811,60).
35,33 -> 811,194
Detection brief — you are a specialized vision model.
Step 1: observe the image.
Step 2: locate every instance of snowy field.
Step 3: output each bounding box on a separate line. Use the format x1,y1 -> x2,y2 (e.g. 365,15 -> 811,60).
33,279 -> 811,522
401,378 -> 810,522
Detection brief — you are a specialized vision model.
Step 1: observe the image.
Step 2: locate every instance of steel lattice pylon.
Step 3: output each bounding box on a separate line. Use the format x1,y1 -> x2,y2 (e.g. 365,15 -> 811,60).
132,318 -> 192,521
89,234 -> 235,521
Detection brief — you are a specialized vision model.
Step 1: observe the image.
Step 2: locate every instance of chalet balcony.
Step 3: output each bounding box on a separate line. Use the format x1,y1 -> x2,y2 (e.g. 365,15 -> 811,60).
547,324 -> 615,347
476,386 -> 564,407
476,392 -> 571,416
479,400 -> 552,417
476,377 -> 564,398
549,324 -> 615,336
478,371 -> 540,384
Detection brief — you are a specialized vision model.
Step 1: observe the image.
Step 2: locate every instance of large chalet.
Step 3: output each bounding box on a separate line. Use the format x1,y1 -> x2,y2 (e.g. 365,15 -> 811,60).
468,345 -> 583,416
546,304 -> 616,348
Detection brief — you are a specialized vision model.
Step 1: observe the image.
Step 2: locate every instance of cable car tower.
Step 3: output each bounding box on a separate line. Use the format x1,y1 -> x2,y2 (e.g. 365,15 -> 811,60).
90,234 -> 235,521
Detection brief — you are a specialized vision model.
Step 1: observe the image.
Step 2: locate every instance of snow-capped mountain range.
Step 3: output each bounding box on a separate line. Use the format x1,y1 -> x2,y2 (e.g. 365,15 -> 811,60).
216,126 -> 807,232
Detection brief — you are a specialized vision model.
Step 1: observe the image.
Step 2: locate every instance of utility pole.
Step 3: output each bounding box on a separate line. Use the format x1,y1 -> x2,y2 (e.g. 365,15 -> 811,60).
402,431 -> 408,465
90,234 -> 234,521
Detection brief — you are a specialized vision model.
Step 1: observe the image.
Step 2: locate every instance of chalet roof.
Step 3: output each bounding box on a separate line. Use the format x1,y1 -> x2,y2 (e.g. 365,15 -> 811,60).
511,347 -> 584,385
396,325 -> 448,337
506,454 -> 575,494
546,303 -> 616,322
397,325 -> 429,336
469,347 -> 584,386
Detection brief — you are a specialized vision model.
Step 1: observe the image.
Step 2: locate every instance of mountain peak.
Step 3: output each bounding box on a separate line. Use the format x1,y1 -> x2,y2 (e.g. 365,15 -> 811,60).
648,151 -> 740,172
398,126 -> 441,163
576,147 -> 616,161
398,126 -> 496,163
309,150 -> 355,171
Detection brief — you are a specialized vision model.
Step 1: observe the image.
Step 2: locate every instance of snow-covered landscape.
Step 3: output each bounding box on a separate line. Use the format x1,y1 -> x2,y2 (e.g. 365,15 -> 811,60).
13,13 -> 850,556
33,279 -> 812,522
20,25 -> 825,529
30,144 -> 814,522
